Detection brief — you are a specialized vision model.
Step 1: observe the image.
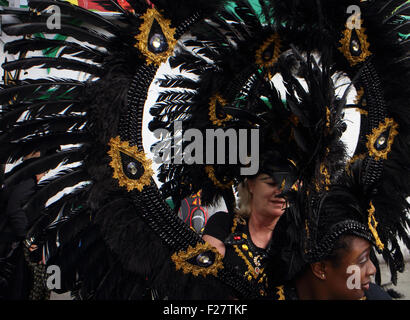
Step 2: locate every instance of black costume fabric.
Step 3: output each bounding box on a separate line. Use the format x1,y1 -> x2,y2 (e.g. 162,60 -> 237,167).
203,211 -> 277,297
271,281 -> 392,300
0,0 -> 409,300
0,177 -> 36,299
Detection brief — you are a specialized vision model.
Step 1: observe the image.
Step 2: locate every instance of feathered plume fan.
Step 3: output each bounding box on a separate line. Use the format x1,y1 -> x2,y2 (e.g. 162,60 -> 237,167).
0,0 -> 409,300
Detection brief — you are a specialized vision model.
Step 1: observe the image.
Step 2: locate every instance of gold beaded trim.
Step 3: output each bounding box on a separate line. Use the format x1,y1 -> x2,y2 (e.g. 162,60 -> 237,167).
230,214 -> 265,282
367,201 -> 385,251
135,8 -> 177,66
354,87 -> 368,115
275,285 -> 285,300
345,153 -> 366,173
230,214 -> 246,234
325,107 -> 331,129
255,33 -> 282,70
356,108 -> 368,116
315,163 -> 331,192
208,94 -> 232,126
354,87 -> 367,106
366,118 -> 399,160
205,165 -> 233,189
280,179 -> 286,192
233,246 -> 264,281
338,20 -> 372,67
171,242 -> 224,277
107,136 -> 153,192
305,219 -> 310,240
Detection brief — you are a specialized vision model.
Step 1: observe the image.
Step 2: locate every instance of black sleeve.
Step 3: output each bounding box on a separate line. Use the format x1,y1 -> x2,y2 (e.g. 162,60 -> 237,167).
365,283 -> 393,300
203,211 -> 233,242
5,178 -> 36,239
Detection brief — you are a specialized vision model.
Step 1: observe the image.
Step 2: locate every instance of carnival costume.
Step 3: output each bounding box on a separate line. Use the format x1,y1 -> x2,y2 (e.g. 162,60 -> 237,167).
0,0 -> 409,299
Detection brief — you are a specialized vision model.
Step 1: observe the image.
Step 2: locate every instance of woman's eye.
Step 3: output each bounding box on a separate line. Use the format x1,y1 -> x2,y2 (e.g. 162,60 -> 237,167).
359,256 -> 369,264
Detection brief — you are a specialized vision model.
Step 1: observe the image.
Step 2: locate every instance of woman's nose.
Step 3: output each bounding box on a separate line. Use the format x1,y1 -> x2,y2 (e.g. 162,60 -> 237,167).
367,260 -> 377,277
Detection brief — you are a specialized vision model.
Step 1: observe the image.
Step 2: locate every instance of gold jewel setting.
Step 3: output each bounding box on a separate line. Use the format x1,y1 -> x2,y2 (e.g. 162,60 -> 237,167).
135,8 -> 177,66
366,118 -> 399,160
171,242 -> 224,277
338,20 -> 372,67
107,136 -> 153,192
208,94 -> 232,126
255,33 -> 281,71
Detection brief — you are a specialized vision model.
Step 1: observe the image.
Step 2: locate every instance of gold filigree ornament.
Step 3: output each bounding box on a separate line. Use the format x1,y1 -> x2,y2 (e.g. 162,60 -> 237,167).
366,118 -> 399,161
275,285 -> 285,300
320,164 -> 331,190
135,8 -> 177,66
315,163 -> 331,192
107,136 -> 154,192
345,153 -> 366,173
354,87 -> 365,105
338,19 -> 372,67
205,165 -> 233,189
325,107 -> 331,129
208,94 -> 232,126
354,87 -> 368,115
171,242 -> 224,277
255,33 -> 281,73
367,201 -> 385,251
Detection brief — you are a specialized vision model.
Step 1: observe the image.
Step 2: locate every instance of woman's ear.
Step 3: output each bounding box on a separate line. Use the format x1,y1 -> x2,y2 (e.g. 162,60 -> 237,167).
311,262 -> 327,280
246,178 -> 254,195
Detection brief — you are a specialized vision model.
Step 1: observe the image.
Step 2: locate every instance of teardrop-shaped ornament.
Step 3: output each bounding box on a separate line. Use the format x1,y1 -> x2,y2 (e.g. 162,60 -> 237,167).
148,19 -> 169,54
135,8 -> 177,66
349,30 -> 362,56
108,136 -> 154,192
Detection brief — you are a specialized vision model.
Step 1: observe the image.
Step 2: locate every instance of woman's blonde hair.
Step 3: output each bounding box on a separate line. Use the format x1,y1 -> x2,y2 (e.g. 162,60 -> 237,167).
235,178 -> 253,218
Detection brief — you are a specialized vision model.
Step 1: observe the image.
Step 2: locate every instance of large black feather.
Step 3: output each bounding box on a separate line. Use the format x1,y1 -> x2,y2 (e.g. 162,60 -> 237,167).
28,0 -> 124,35
3,23 -> 111,47
0,132 -> 90,162
0,99 -> 81,129
2,57 -> 102,76
27,184 -> 91,239
4,38 -> 106,62
0,115 -> 86,142
4,148 -> 85,188
24,168 -> 89,224
0,79 -> 84,104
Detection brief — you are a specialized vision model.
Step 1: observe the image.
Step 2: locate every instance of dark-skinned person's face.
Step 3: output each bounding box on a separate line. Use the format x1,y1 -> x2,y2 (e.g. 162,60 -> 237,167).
314,236 -> 376,300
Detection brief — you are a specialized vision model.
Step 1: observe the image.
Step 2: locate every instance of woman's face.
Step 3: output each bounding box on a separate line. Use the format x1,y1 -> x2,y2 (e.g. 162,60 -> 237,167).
247,174 -> 287,218
322,236 -> 376,300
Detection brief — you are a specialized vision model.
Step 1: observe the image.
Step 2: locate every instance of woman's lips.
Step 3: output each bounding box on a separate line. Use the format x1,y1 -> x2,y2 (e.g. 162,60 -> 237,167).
271,197 -> 286,203
362,282 -> 370,290
270,200 -> 287,208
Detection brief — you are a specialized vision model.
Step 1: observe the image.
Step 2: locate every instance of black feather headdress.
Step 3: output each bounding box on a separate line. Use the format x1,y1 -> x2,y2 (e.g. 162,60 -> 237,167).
0,0 -> 409,300
151,1 -> 348,212
269,0 -> 410,286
